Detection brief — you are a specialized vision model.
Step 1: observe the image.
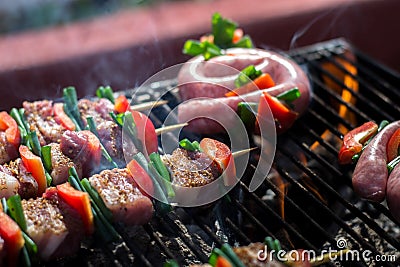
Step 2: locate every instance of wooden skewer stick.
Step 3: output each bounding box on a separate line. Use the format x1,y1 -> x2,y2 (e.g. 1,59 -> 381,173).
232,147 -> 257,158
155,123 -> 189,136
130,100 -> 168,111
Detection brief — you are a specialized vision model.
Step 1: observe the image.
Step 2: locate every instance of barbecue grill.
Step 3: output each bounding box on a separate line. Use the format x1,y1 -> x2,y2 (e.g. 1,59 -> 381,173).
45,38 -> 400,267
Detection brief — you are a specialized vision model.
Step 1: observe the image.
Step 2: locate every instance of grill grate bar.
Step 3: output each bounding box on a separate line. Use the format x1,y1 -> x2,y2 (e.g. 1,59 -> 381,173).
278,147 -> 400,251
307,58 -> 395,121
143,223 -> 177,261
342,51 -> 400,98
304,109 -> 344,138
322,55 -> 400,116
273,164 -> 382,256
163,212 -> 210,263
238,181 -> 318,251
224,217 -> 252,244
263,173 -> 338,246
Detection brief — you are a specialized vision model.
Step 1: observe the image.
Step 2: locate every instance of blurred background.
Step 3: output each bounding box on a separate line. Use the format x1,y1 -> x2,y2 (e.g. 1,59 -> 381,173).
0,0 -> 398,109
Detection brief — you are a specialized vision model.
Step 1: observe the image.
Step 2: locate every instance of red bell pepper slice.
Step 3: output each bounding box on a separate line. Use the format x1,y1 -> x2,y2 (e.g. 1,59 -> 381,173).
0,210 -> 25,267
338,121 -> 378,164
127,159 -> 154,197
216,256 -> 233,267
225,73 -> 275,97
200,138 -> 236,186
53,103 -> 76,131
130,111 -> 158,155
387,128 -> 400,162
57,182 -> 94,235
258,91 -> 298,134
114,95 -> 130,114
19,145 -> 47,196
0,111 -> 20,147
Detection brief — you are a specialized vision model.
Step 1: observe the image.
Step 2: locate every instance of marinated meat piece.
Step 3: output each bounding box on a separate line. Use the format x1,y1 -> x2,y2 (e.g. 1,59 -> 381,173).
162,148 -> 222,187
0,131 -> 18,165
60,130 -> 101,176
49,143 -> 82,185
97,120 -> 124,164
5,159 -> 38,199
78,98 -> 114,126
23,100 -> 66,146
0,167 -> 19,198
22,188 -> 84,261
89,168 -> 153,225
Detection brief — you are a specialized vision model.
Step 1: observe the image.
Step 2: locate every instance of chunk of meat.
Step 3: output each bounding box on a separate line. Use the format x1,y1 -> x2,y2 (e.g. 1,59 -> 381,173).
89,168 -> 154,225
22,188 -> 84,261
0,132 -> 18,165
0,167 -> 19,199
162,148 -> 222,187
60,130 -> 101,176
49,143 -> 82,185
5,159 -> 38,199
78,98 -> 114,126
23,100 -> 67,145
97,120 -> 124,165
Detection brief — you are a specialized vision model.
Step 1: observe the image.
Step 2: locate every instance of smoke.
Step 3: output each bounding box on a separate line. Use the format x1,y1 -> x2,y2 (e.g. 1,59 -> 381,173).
289,2 -> 352,50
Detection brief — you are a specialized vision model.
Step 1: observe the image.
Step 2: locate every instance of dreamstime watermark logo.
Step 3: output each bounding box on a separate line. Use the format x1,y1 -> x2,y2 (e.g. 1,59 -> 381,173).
122,62 -> 276,207
257,238 -> 397,264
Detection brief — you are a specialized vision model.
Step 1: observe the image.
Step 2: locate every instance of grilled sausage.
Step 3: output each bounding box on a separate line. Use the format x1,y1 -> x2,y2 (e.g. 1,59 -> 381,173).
177,48 -> 311,134
387,163 -> 400,222
352,120 -> 400,202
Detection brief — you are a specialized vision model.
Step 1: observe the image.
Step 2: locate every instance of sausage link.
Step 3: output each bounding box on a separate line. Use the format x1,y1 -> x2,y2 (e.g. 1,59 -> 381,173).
352,120 -> 400,202
387,162 -> 400,222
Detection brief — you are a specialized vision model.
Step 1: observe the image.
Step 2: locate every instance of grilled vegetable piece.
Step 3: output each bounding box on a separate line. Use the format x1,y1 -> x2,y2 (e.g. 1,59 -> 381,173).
22,187 -> 85,261
129,110 -> 158,155
200,138 -> 236,186
338,121 -> 378,164
23,100 -> 67,146
0,209 -> 25,267
60,130 -> 101,176
114,95 -> 130,113
57,183 -> 94,235
162,148 -> 222,187
88,168 -> 154,226
53,103 -> 76,131
19,145 -> 47,196
258,91 -> 298,134
0,112 -> 20,148
387,128 -> 400,162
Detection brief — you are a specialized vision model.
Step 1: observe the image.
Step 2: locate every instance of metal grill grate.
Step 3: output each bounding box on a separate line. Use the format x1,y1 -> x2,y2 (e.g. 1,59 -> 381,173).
48,39 -> 400,267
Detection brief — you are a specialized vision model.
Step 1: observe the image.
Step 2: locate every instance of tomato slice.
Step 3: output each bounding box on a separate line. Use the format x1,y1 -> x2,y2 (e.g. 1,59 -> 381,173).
0,111 -> 20,147
0,210 -> 25,267
53,103 -> 76,131
258,91 -> 298,134
127,159 -> 154,197
114,95 -> 130,114
200,138 -> 236,186
19,145 -> 47,196
130,111 -> 158,155
387,128 -> 400,162
57,183 -> 94,235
